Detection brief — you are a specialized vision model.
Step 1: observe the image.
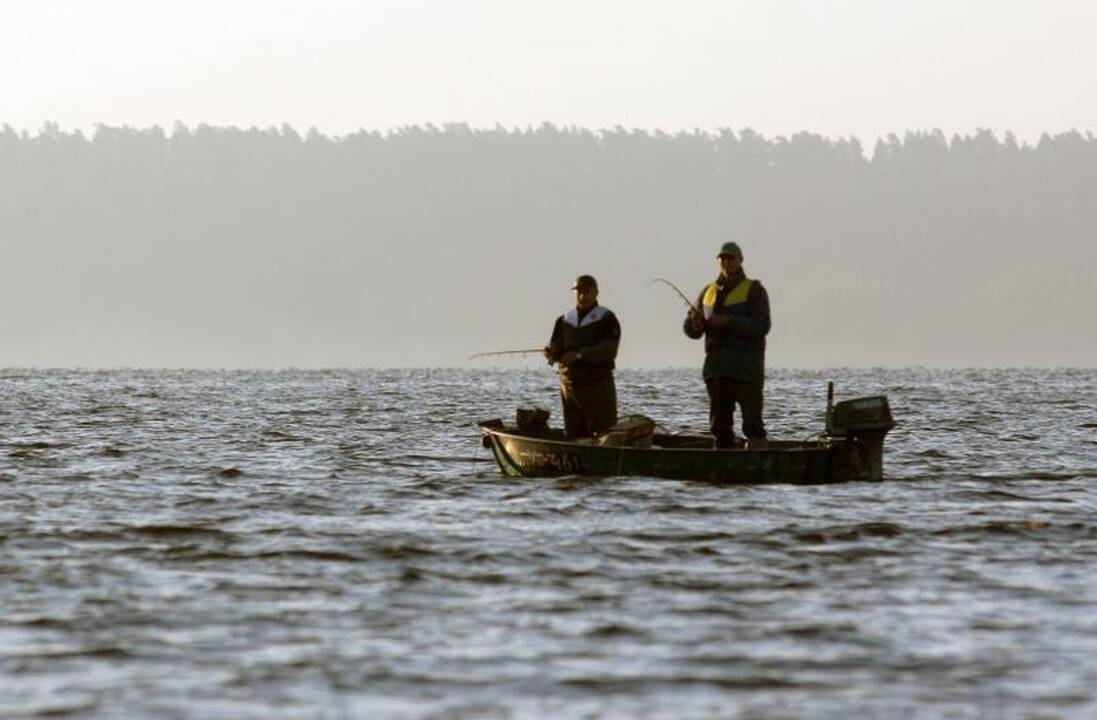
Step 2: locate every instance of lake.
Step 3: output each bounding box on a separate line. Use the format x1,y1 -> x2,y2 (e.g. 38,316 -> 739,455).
1,368 -> 1095,719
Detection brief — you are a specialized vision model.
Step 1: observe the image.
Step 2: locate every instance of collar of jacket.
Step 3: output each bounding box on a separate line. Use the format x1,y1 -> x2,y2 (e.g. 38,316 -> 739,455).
564,303 -> 607,328
716,267 -> 746,289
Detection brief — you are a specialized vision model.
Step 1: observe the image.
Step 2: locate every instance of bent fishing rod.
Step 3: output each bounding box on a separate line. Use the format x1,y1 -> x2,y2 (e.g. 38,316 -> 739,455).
649,277 -> 702,315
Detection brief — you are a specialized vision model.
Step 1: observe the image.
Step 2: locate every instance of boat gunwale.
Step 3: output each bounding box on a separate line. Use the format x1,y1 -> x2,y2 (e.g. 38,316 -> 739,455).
479,424 -> 833,456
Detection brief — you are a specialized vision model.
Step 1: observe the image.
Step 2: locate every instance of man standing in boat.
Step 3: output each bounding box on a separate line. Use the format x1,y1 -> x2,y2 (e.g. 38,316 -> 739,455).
543,275 -> 621,439
683,242 -> 771,449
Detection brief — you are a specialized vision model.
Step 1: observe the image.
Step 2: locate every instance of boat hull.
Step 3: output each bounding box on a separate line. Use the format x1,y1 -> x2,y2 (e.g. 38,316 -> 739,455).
480,427 -> 888,485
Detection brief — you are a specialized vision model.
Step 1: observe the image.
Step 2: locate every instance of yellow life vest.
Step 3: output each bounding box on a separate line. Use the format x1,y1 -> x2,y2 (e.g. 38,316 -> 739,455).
702,278 -> 753,320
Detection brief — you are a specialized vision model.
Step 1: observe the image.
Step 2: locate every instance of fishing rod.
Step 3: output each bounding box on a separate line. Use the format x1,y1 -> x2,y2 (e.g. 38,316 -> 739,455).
467,348 -> 545,360
649,277 -> 702,315
473,277 -> 699,362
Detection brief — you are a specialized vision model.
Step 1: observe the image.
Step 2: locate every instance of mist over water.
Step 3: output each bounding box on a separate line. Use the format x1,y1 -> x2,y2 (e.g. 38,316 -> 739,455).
2,125 -> 1096,369
2,368 -> 1095,718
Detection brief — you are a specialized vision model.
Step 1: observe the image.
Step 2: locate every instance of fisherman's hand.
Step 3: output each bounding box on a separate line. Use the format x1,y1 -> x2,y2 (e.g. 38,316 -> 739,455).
559,351 -> 579,366
543,345 -> 557,364
706,313 -> 730,329
688,310 -> 706,332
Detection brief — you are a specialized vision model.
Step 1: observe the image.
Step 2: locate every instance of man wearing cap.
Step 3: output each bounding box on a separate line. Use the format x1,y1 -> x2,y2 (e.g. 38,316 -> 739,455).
543,275 -> 621,439
683,242 -> 771,449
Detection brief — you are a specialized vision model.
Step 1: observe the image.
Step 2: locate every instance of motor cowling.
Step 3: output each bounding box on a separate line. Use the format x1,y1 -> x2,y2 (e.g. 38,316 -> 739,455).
828,396 -> 894,438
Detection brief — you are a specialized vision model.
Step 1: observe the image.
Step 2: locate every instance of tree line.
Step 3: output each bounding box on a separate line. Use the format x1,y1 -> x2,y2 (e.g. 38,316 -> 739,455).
1,123 -> 1094,367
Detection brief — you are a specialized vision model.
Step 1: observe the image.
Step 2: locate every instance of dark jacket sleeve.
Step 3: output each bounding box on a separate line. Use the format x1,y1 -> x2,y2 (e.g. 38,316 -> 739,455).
682,290 -> 705,339
546,317 -> 564,362
580,311 -> 620,365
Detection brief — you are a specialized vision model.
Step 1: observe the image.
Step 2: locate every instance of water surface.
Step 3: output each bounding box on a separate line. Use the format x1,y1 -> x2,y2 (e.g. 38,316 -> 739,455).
1,368 -> 1095,718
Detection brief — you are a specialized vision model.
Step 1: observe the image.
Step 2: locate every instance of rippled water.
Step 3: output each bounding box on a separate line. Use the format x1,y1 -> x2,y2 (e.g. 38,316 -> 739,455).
1,368 -> 1095,719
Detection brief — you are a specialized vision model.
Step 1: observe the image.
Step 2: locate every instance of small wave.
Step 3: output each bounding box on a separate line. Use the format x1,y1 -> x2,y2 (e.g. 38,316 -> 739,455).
172,496 -> 220,507
262,429 -> 309,442
59,529 -> 126,542
7,441 -> 69,459
583,622 -> 649,639
778,622 -> 860,639
803,546 -> 901,562
953,489 -> 1049,502
400,454 -> 485,463
650,576 -> 728,591
398,566 -> 426,583
931,520 -> 1096,538
621,531 -> 739,543
375,543 -> 438,560
378,458 -> 425,468
15,645 -> 132,660
973,471 -> 1095,482
129,524 -> 235,540
11,616 -> 71,629
8,441 -> 68,450
428,570 -> 511,585
81,405 -> 129,416
561,674 -> 826,690
255,549 -> 363,562
791,522 -> 905,544
969,619 -> 1036,632
649,501 -> 720,515
550,476 -> 613,489
0,695 -> 98,717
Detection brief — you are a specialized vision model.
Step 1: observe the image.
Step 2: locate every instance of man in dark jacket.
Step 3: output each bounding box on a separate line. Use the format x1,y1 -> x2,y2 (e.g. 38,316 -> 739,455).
683,242 -> 771,448
544,275 -> 621,439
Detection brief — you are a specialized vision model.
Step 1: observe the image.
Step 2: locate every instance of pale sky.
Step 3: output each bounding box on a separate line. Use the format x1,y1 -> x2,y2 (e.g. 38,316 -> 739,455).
2,0 -> 1094,144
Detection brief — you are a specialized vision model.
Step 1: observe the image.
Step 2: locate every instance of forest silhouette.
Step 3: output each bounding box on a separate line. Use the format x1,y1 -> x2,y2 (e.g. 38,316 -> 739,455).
1,123 -> 1094,368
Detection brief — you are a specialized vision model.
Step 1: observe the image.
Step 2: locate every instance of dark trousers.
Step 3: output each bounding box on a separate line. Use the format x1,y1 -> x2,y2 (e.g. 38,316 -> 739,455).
561,380 -> 617,439
706,377 -> 766,448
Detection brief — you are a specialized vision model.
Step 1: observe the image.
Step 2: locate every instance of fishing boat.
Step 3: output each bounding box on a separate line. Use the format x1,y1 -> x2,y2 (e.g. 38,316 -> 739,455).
479,387 -> 895,484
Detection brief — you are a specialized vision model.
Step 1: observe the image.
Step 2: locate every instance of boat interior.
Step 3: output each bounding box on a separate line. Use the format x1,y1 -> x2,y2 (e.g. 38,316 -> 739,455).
481,419 -> 824,451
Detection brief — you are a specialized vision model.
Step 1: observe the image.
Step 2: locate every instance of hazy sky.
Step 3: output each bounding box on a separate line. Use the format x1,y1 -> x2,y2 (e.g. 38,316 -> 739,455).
3,0 -> 1094,144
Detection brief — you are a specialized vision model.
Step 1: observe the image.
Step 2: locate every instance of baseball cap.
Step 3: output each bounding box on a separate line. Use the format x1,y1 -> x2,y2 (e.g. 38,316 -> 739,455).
717,242 -> 742,258
571,274 -> 598,291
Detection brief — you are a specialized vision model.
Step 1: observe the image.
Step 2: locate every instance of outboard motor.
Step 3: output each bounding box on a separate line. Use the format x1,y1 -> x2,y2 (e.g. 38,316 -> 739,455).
825,385 -> 895,481
828,395 -> 895,438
